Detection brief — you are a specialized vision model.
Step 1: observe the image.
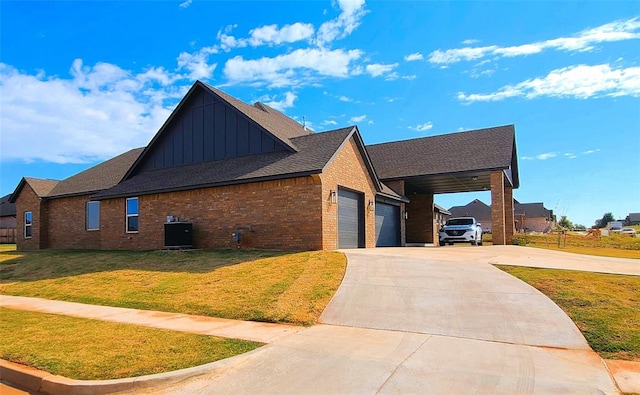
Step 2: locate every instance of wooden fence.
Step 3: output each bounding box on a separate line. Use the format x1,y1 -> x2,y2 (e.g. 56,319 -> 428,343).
0,228 -> 17,244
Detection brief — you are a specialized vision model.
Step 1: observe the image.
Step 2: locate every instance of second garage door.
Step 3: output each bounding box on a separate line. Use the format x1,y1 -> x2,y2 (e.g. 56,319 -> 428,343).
375,202 -> 400,247
338,188 -> 364,249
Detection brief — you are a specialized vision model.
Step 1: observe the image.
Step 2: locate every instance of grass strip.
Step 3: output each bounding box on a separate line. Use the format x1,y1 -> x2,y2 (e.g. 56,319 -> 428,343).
496,265 -> 640,361
0,249 -> 346,326
0,307 -> 262,380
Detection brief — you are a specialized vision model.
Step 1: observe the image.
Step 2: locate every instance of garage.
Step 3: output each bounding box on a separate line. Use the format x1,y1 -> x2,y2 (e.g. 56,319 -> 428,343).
338,188 -> 364,248
375,202 -> 400,246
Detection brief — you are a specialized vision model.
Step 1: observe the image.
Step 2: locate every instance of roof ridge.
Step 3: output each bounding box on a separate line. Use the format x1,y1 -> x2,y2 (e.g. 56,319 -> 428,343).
367,124 -> 515,148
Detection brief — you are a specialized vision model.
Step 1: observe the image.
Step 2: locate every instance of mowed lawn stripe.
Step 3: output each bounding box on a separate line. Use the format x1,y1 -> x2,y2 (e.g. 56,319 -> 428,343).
0,307 -> 262,380
0,249 -> 347,326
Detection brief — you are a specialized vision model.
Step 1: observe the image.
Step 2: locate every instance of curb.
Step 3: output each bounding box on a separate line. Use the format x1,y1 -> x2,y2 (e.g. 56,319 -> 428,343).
0,348 -> 261,395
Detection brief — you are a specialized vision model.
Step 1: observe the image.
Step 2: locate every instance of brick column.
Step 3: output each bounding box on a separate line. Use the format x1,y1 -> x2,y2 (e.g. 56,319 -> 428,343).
491,171 -> 506,245
406,193 -> 434,244
504,186 -> 515,243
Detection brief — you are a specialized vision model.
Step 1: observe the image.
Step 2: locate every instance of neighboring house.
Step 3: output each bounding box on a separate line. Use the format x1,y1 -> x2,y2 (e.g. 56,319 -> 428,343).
447,199 -> 555,234
0,194 -> 17,243
447,199 -> 492,233
10,81 -> 520,251
626,213 -> 640,226
433,204 -> 450,232
514,200 -> 555,233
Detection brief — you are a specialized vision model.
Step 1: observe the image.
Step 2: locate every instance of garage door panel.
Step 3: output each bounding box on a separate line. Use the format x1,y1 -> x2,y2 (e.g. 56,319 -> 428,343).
376,202 -> 400,247
338,189 -> 363,249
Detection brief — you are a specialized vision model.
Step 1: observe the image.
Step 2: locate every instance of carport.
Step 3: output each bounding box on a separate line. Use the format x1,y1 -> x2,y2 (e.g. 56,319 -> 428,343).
367,125 -> 519,245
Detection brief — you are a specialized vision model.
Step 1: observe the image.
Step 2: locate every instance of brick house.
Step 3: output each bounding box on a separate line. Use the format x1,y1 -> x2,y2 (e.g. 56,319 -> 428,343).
447,199 -> 555,234
10,81 -> 520,251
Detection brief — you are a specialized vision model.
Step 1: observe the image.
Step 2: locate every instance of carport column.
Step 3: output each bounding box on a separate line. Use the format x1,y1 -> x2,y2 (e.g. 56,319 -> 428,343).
405,193 -> 434,244
491,171 -> 506,245
504,185 -> 515,243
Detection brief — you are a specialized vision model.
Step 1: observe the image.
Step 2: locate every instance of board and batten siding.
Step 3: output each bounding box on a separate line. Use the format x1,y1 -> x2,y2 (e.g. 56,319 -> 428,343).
136,88 -> 288,173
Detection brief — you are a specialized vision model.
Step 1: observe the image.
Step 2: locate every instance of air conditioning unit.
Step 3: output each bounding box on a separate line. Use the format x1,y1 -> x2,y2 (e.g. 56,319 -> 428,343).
164,222 -> 193,249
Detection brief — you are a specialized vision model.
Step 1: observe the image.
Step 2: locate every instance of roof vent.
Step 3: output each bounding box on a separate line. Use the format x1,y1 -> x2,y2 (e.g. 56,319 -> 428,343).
254,102 -> 269,113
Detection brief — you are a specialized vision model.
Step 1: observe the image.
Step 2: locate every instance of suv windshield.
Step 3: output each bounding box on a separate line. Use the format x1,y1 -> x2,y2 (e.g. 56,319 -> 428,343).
446,218 -> 474,226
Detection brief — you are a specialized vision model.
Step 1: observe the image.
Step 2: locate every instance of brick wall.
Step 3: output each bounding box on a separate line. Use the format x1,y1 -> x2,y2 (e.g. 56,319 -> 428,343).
99,176 -> 323,251
405,193 -> 434,244
14,184 -> 43,250
320,137 -> 377,249
47,195 -> 101,249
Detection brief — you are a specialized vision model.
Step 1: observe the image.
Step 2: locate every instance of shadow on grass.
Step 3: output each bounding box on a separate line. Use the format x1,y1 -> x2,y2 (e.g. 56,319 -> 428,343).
0,248 -> 295,283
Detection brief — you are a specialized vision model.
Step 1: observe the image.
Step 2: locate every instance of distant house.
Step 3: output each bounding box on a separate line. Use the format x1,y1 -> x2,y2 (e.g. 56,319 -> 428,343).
447,199 -> 555,233
514,200 -> 555,233
447,199 -> 492,232
10,81 -> 521,251
627,213 -> 640,226
0,194 -> 17,243
434,204 -> 451,231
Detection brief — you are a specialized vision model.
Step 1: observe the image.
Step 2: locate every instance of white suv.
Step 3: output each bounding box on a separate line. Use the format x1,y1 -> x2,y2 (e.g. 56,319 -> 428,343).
439,217 -> 483,246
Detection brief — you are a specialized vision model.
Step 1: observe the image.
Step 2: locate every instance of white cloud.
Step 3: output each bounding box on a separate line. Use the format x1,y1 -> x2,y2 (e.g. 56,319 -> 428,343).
462,39 -> 480,45
350,114 -> 367,123
316,0 -> 367,47
339,95 -> 353,102
323,120 -> 338,125
583,148 -> 601,154
429,17 -> 640,64
223,48 -> 363,87
565,153 -> 577,159
0,61 -> 175,164
365,62 -> 398,77
263,91 -> 297,111
458,64 -> 640,102
179,0 -> 192,8
404,52 -> 423,62
409,122 -> 433,132
219,23 -> 315,50
367,120 -> 374,125
176,46 -> 218,80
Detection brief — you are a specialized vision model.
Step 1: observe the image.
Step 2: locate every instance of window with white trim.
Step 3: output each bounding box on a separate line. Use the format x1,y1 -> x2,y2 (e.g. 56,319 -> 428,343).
24,211 -> 32,238
86,201 -> 100,231
126,197 -> 139,233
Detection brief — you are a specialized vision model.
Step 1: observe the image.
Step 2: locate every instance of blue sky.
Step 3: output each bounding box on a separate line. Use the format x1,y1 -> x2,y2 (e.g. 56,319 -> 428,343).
1,0 -> 638,227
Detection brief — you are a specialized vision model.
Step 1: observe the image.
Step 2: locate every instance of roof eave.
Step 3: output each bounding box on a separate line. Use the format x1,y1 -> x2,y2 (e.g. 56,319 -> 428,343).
91,169 -> 322,201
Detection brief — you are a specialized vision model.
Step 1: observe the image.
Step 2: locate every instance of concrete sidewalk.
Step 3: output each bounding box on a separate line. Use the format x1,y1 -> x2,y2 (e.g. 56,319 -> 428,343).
0,295 -> 303,344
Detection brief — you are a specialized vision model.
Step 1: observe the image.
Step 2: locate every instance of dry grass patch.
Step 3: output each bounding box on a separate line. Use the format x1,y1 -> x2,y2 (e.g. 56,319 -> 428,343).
0,307 -> 261,380
496,266 -> 640,361
0,249 -> 346,326
509,232 -> 640,259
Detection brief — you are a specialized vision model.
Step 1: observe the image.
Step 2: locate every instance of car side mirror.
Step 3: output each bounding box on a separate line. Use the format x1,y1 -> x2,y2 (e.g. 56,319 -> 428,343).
477,223 -> 481,226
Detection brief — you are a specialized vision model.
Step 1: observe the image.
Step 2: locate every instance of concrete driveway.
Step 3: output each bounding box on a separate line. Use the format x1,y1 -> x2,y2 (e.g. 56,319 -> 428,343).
151,247 -> 619,394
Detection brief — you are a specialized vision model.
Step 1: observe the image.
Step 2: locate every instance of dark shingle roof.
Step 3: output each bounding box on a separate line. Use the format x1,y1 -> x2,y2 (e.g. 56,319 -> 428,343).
448,199 -> 492,219
514,202 -> 552,218
367,125 -> 516,179
47,148 -> 144,198
202,82 -> 312,149
0,194 -> 16,217
93,127 -> 356,200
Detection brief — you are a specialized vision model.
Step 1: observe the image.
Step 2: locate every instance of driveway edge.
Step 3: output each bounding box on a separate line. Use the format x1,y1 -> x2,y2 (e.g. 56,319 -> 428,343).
0,351 -> 258,395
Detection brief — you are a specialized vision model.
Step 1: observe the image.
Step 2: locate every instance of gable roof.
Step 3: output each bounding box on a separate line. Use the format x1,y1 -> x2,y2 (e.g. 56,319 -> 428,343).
514,202 -> 552,218
9,177 -> 60,203
94,126 -> 372,200
367,125 -> 519,188
123,81 -> 312,181
628,213 -> 640,222
204,82 -> 312,145
0,194 -> 16,217
47,148 -> 144,198
448,199 -> 492,219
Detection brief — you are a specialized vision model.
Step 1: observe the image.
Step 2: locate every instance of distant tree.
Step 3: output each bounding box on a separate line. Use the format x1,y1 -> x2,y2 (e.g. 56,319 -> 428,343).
558,215 -> 573,229
596,212 -> 615,228
574,224 -> 587,231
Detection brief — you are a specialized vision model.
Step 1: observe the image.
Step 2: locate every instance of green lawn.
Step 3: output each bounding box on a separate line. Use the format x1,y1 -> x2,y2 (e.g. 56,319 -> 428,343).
0,307 -> 261,380
497,265 -> 640,361
0,249 -> 347,326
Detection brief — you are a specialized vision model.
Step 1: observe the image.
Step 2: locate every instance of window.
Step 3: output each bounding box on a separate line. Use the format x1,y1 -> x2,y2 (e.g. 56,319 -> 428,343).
126,197 -> 139,233
86,201 -> 100,231
24,211 -> 32,238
